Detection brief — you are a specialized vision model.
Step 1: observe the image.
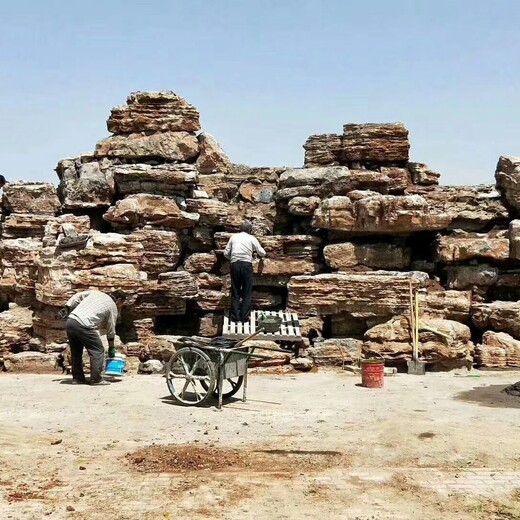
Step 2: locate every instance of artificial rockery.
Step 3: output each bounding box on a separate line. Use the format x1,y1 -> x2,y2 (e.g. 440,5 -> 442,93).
1,90 -> 520,373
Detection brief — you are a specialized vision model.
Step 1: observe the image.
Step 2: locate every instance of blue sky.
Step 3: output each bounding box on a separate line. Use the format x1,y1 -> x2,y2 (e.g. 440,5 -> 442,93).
1,0 -> 519,185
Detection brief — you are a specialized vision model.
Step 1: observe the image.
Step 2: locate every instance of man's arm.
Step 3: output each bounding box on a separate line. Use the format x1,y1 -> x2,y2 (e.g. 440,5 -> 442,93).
106,307 -> 117,341
223,237 -> 233,260
106,306 -> 118,357
65,291 -> 92,311
252,237 -> 266,258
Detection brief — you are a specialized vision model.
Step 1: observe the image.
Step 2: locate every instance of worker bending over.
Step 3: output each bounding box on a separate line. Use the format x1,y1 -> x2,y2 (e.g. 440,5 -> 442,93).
60,290 -> 127,385
224,220 -> 266,323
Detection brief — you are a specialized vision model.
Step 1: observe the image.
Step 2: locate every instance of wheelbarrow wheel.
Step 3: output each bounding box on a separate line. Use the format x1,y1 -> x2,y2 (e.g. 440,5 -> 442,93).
166,347 -> 216,406
201,375 -> 244,400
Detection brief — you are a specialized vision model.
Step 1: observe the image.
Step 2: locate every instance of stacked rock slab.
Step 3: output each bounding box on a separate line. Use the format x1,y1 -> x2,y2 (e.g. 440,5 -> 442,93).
296,125 -> 515,368
0,183 -> 61,306
1,91 -> 520,372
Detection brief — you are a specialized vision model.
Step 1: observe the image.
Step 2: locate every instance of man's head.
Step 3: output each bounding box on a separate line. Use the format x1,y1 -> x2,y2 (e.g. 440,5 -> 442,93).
240,220 -> 253,234
111,290 -> 128,308
0,175 -> 6,189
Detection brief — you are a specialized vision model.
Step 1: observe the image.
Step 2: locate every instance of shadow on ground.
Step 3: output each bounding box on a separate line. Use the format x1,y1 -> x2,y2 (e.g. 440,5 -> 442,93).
455,384 -> 520,409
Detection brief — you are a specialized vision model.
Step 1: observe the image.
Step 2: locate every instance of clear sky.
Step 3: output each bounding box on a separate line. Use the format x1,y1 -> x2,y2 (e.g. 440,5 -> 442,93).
1,0 -> 519,185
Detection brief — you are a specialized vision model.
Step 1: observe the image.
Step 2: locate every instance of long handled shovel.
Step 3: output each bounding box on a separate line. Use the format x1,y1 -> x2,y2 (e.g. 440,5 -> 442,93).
407,280 -> 426,375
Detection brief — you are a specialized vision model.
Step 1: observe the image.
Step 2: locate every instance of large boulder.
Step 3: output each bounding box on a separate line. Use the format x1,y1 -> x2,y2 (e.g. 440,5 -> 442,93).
184,253 -> 217,274
113,163 -> 198,196
416,290 -> 472,322
363,316 -> 474,370
0,304 -> 33,355
2,182 -> 60,214
185,200 -> 277,235
276,167 -> 390,200
287,271 -> 429,317
32,304 -> 68,344
129,228 -> 182,276
495,155 -> 520,213
95,132 -> 199,162
186,199 -> 238,227
308,338 -> 362,366
406,185 -> 509,231
56,156 -> 115,209
407,162 -> 440,186
0,238 -> 42,305
195,133 -> 232,174
288,196 -> 321,216
201,165 -> 281,202
289,272 -> 471,323
36,262 -> 147,307
238,179 -> 278,204
2,214 -> 54,239
471,301 -> 520,340
39,227 -> 180,280
380,167 -> 411,192
38,232 -> 144,272
474,331 -> 520,368
303,134 -> 343,167
312,193 -> 451,234
104,194 -> 199,229
3,352 -> 58,373
130,335 -> 182,362
342,123 -> 409,163
126,271 -> 198,319
435,230 -> 509,263
193,273 -> 228,311
323,242 -> 410,270
107,91 -> 201,134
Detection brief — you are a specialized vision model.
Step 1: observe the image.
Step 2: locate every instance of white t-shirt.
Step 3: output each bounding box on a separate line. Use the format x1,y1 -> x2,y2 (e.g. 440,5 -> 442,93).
223,232 -> 266,263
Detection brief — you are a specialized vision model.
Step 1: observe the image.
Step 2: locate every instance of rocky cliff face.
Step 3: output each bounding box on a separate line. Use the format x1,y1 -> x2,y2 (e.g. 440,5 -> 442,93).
1,90 -> 519,371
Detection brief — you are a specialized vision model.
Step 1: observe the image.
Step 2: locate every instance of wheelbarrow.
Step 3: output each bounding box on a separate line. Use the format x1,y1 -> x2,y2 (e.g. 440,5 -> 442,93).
165,326 -> 284,409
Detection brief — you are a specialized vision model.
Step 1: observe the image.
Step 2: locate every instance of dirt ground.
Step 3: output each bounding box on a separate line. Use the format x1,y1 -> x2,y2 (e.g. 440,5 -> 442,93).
1,368 -> 520,519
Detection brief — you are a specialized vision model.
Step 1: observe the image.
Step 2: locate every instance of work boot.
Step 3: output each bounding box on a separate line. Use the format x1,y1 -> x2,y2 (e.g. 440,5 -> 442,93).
90,379 -> 110,386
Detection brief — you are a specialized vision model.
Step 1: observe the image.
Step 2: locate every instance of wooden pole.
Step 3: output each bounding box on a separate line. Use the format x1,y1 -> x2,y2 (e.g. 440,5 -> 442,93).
414,288 -> 420,361
409,280 -> 416,357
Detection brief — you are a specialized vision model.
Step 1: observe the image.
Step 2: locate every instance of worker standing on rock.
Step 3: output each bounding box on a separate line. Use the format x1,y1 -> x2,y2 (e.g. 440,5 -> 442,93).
224,221 -> 266,323
59,290 -> 127,385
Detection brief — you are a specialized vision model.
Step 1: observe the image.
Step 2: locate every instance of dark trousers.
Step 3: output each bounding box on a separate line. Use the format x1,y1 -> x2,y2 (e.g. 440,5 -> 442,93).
66,318 -> 105,383
230,261 -> 253,322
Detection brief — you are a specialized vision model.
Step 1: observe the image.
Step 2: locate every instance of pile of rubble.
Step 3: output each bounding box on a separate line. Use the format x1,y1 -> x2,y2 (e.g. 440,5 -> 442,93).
1,90 -> 520,373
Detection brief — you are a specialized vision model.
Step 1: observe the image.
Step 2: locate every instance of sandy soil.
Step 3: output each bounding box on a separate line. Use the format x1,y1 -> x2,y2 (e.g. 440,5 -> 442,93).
1,369 -> 520,519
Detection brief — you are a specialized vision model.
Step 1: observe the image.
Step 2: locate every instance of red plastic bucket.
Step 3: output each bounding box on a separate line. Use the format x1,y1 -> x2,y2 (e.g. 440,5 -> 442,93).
361,359 -> 385,388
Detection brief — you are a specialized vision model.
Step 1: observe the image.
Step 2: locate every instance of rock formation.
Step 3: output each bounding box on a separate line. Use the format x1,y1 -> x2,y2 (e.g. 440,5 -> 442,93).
1,90 -> 520,372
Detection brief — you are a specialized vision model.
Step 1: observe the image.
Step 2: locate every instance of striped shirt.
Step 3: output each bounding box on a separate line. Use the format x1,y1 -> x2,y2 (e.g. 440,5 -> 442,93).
223,232 -> 266,263
66,290 -> 118,339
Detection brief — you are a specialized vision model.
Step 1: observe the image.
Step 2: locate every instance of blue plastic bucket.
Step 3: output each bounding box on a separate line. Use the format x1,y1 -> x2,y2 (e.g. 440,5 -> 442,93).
105,355 -> 126,376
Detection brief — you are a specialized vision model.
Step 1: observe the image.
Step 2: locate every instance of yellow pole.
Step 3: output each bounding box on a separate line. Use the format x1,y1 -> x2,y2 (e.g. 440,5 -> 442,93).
409,280 -> 415,355
414,289 -> 420,360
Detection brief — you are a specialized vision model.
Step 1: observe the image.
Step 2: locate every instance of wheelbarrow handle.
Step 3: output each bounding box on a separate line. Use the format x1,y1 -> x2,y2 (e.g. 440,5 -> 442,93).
232,327 -> 266,349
